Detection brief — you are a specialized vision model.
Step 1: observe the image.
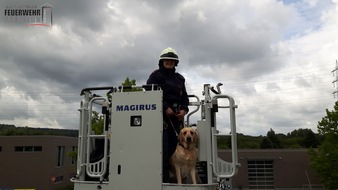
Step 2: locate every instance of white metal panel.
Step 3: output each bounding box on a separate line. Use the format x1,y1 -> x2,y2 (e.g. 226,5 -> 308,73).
109,90 -> 163,190
197,120 -> 207,161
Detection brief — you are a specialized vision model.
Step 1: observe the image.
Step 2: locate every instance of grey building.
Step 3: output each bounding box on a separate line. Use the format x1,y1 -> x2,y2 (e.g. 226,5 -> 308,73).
0,136 -> 77,190
219,149 -> 324,190
0,136 -> 324,190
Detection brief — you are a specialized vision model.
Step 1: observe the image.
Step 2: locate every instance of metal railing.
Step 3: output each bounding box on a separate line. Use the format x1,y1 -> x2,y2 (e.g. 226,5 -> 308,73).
210,95 -> 239,179
86,97 -> 109,181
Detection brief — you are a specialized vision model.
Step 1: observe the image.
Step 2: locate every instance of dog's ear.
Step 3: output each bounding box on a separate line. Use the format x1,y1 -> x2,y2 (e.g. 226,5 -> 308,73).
178,130 -> 184,143
193,130 -> 199,144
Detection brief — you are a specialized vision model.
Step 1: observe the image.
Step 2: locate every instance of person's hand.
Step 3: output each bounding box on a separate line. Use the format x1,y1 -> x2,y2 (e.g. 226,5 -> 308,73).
175,109 -> 186,121
165,107 -> 175,116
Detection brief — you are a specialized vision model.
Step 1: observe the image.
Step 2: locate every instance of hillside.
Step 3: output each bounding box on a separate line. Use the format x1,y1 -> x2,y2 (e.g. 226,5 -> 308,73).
0,124 -> 78,137
0,124 -> 322,149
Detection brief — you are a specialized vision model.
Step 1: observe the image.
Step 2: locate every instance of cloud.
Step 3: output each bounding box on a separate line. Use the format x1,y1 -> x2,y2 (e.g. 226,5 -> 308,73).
0,0 -> 337,136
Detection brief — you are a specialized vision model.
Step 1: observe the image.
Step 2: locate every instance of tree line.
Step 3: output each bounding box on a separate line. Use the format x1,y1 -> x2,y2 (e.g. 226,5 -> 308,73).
217,127 -> 321,149
0,124 -> 78,137
0,123 -> 321,149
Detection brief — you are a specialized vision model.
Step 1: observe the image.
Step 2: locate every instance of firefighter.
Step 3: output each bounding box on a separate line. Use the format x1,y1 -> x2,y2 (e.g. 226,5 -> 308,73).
147,47 -> 190,183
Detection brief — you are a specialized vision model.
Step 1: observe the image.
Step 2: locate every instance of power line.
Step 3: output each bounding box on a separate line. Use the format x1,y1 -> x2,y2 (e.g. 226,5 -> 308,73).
331,60 -> 338,98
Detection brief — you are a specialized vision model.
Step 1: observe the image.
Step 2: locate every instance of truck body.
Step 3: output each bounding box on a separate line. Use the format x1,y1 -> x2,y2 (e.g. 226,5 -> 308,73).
71,83 -> 239,190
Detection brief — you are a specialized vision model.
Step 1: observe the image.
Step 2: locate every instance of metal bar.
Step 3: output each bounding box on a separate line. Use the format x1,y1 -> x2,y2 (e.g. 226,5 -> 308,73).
211,94 -> 239,179
80,86 -> 115,95
187,95 -> 200,127
86,96 -> 108,179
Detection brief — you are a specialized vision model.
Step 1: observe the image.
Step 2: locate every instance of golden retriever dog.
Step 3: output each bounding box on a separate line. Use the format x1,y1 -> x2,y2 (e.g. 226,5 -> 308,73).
169,127 -> 199,184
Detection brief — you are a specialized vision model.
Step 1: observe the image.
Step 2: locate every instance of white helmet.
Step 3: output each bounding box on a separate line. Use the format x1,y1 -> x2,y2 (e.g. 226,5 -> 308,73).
159,47 -> 179,65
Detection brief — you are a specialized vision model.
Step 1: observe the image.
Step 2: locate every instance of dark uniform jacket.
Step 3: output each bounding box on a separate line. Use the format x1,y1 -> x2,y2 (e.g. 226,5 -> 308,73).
147,65 -> 189,114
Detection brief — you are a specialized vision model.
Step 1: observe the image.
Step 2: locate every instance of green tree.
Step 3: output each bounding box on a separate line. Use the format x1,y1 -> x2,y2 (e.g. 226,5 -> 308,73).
122,77 -> 136,86
120,77 -> 142,92
302,129 -> 320,148
237,134 -> 262,149
260,138 -> 271,149
287,128 -> 320,148
95,77 -> 140,134
91,111 -> 104,135
309,101 -> 338,189
260,128 -> 281,149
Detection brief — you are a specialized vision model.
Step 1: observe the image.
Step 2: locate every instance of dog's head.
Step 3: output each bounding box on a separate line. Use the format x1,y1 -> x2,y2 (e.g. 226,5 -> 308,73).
178,127 -> 198,145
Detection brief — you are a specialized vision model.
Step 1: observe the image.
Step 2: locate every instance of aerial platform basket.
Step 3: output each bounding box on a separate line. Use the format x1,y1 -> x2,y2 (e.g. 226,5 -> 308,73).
71,83 -> 239,190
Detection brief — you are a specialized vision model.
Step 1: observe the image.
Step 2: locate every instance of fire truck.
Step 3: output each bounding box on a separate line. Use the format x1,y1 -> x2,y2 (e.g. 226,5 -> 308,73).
71,83 -> 240,190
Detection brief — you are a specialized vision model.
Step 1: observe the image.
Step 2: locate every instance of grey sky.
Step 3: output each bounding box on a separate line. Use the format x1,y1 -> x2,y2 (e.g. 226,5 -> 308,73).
0,0 -> 337,136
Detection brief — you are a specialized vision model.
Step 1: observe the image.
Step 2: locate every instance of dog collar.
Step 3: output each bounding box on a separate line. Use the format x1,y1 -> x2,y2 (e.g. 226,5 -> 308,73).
179,143 -> 188,149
